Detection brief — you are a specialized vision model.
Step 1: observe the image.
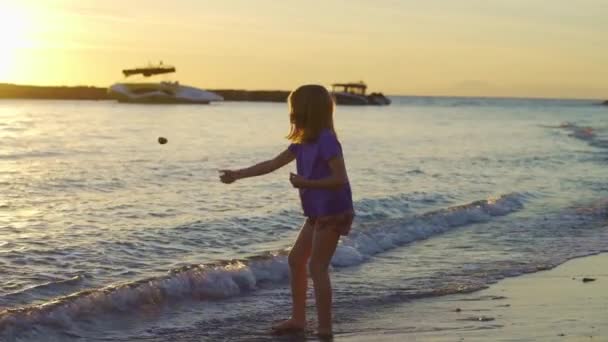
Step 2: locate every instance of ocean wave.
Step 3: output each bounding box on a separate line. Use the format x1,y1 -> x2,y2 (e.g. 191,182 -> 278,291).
0,193 -> 524,333
0,151 -> 65,160
354,191 -> 449,220
333,193 -> 525,266
0,275 -> 86,304
557,122 -> 608,149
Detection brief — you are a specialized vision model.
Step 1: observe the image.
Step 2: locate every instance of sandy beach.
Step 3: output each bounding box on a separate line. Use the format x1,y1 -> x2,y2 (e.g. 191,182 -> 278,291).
339,253 -> 607,341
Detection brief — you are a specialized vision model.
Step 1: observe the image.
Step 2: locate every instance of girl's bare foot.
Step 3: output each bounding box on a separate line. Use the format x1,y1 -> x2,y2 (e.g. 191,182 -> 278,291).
271,318 -> 306,334
316,330 -> 334,341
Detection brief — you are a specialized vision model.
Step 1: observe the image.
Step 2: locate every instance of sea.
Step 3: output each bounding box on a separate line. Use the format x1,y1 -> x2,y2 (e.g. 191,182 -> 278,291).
0,97 -> 606,341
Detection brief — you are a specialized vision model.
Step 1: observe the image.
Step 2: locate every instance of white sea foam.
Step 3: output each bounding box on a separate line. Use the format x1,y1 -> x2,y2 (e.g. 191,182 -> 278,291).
0,194 -> 524,333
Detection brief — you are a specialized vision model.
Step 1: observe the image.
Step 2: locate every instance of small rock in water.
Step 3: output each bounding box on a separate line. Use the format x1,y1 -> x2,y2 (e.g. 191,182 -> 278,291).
158,137 -> 168,145
454,308 -> 462,312
582,277 -> 596,283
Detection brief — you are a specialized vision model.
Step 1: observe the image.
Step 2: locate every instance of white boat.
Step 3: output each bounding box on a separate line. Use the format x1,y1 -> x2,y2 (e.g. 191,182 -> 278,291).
108,63 -> 223,104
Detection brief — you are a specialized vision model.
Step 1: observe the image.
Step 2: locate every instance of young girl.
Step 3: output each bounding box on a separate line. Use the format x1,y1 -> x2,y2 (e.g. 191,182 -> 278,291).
219,84 -> 354,338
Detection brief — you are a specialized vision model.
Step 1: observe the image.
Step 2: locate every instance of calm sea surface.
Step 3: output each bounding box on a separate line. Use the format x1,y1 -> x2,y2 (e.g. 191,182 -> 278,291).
0,97 -> 606,341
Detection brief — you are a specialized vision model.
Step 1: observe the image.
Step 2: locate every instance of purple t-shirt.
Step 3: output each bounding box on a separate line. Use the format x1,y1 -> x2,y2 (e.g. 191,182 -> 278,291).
288,129 -> 354,217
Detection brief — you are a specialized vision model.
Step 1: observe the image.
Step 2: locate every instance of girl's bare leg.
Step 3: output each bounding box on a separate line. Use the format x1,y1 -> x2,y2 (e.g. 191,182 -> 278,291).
272,220 -> 314,332
309,227 -> 341,336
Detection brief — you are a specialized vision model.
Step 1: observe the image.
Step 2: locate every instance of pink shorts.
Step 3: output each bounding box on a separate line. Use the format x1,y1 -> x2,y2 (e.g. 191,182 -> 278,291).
306,211 -> 355,236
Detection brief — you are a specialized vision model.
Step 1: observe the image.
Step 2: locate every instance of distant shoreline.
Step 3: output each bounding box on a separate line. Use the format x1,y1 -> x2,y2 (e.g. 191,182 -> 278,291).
0,83 -> 290,102
0,83 -> 606,103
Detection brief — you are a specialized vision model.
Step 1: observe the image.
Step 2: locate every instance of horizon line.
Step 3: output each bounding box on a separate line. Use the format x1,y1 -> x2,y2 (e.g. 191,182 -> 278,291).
0,82 -> 605,102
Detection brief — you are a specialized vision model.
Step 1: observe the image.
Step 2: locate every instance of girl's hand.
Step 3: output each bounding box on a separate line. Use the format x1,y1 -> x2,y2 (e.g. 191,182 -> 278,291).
289,173 -> 307,188
219,170 -> 239,184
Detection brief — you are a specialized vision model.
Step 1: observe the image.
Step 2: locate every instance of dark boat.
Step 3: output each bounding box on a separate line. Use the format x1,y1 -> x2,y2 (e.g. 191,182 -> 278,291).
331,82 -> 391,105
122,62 -> 176,77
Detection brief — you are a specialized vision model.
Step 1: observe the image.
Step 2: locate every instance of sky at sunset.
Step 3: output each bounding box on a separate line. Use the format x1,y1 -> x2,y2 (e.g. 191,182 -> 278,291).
1,0 -> 607,98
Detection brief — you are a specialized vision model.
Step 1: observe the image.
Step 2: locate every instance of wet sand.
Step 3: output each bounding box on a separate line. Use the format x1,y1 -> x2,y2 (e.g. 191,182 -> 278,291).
338,253 -> 607,341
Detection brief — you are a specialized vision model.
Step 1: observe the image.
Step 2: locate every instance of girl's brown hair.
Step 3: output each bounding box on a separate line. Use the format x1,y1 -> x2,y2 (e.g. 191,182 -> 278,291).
286,84 -> 335,143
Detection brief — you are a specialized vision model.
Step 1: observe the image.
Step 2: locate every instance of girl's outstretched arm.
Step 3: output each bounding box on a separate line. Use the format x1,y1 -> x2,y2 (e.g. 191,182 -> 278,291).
289,156 -> 348,190
219,148 -> 295,184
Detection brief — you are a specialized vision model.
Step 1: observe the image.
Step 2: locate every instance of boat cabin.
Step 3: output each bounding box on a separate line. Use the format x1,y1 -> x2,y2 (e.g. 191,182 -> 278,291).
331,82 -> 367,96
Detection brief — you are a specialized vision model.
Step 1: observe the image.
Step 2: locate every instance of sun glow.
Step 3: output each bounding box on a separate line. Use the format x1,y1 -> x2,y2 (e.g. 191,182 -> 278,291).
0,1 -> 606,98
0,3 -> 32,81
